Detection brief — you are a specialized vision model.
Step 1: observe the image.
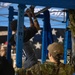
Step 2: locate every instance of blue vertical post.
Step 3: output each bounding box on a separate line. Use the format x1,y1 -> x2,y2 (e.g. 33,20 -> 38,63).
16,4 -> 25,68
41,10 -> 53,63
64,12 -> 69,64
46,11 -> 53,45
7,6 -> 14,63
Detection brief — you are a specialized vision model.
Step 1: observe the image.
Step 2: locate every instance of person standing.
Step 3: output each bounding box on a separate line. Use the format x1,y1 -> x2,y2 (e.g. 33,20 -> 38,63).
0,44 -> 15,75
26,42 -> 74,75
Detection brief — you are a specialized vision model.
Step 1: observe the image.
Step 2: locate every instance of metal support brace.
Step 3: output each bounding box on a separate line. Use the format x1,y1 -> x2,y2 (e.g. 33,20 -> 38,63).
64,12 -> 70,64
35,7 -> 50,16
16,4 -> 25,68
41,10 -> 53,63
7,6 -> 14,63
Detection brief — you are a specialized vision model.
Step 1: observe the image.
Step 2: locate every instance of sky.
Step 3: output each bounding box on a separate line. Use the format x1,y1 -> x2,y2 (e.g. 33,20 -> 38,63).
0,2 -> 66,28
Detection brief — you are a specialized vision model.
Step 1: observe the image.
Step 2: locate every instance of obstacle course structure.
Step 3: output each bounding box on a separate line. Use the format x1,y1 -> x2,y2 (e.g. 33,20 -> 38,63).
0,0 -> 74,69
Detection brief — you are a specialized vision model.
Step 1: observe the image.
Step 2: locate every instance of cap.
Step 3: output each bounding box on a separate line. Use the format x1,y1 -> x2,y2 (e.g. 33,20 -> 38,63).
47,42 -> 64,57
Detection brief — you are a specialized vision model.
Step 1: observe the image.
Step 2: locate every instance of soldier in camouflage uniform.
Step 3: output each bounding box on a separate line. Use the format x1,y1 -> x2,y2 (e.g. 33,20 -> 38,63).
16,41 -> 74,75
25,42 -> 74,75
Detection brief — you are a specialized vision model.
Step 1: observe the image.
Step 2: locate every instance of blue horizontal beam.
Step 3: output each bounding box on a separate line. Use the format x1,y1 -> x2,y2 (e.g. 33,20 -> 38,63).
0,0 -> 75,9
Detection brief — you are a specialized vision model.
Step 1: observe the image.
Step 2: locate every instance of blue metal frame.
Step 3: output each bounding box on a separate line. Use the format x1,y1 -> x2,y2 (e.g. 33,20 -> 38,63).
7,6 -> 14,63
16,4 -> 25,68
41,10 -> 53,63
1,0 -> 75,9
73,73 -> 75,75
63,12 -> 71,64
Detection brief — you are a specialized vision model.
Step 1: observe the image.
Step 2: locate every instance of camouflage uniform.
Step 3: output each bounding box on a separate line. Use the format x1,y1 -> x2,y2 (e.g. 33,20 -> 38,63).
16,62 -> 74,75
16,42 -> 75,75
26,42 -> 74,75
26,62 -> 74,75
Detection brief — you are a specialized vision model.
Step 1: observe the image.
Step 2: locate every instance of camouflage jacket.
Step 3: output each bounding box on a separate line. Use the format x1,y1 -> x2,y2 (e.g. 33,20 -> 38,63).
16,62 -> 74,75
26,62 -> 74,75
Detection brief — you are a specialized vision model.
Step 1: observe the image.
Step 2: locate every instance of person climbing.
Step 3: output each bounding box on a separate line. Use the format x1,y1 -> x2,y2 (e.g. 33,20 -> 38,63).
10,6 -> 40,69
